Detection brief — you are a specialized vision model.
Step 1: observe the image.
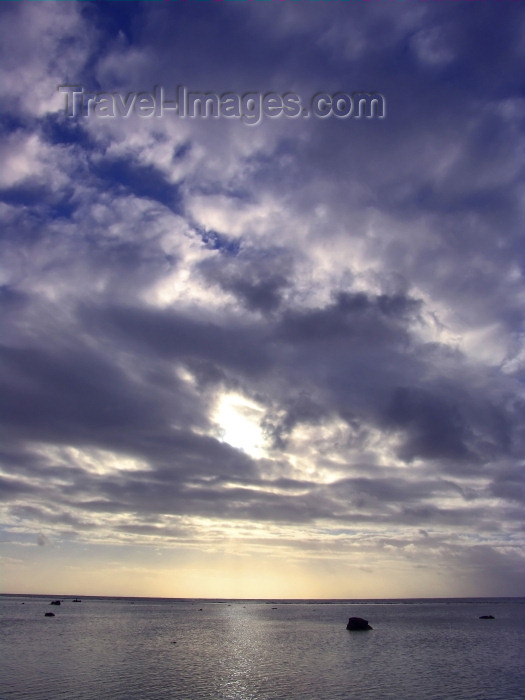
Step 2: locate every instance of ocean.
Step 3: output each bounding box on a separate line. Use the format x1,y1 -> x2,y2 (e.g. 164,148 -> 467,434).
1,596 -> 524,700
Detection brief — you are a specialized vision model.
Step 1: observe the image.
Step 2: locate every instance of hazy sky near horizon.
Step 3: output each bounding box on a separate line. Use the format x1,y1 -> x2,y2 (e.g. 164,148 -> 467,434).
1,0 -> 524,599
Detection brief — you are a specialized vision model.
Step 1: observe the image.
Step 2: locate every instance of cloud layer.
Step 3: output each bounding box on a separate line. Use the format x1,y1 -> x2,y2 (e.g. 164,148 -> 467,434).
1,1 -> 524,597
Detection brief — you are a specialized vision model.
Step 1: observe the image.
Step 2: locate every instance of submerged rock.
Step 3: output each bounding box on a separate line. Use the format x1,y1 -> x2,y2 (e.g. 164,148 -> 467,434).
479,615 -> 495,619
346,617 -> 373,631
44,612 -> 55,617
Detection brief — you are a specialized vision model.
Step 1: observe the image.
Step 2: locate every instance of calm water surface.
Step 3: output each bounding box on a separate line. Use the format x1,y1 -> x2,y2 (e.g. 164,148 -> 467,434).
1,596 -> 524,699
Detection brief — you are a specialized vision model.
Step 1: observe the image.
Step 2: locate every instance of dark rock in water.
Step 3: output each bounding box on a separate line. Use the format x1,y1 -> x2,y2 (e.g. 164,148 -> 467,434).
44,612 -> 55,617
346,617 -> 373,631
50,600 -> 61,606
479,615 -> 495,619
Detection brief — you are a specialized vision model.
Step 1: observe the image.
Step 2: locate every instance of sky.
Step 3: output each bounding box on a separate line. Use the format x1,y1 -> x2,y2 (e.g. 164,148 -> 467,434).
1,0 -> 524,599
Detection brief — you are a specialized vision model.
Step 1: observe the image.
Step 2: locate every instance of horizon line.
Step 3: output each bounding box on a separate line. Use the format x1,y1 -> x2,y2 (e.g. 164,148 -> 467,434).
2,593 -> 523,601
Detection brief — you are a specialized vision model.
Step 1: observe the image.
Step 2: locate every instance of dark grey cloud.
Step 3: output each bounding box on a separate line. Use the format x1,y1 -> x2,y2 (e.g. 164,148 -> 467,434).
80,303 -> 272,377
198,246 -> 293,313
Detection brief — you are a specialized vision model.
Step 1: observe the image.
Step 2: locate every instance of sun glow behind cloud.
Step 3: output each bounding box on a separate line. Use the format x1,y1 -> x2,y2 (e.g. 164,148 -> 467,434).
213,393 -> 268,459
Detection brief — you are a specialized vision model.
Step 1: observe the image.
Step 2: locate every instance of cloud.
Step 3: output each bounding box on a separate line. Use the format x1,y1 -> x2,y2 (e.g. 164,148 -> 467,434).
1,0 -> 524,597
37,533 -> 49,547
